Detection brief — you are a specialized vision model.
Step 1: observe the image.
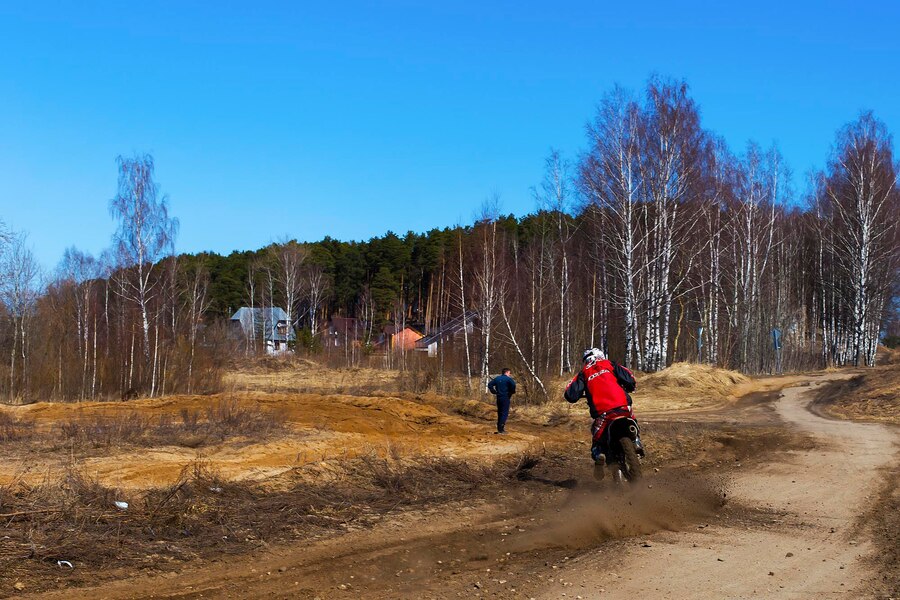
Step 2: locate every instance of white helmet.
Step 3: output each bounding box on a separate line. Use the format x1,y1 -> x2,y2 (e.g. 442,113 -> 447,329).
582,347 -> 606,365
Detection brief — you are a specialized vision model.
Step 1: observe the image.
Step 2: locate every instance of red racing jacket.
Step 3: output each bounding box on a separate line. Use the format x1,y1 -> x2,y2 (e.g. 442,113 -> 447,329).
564,358 -> 636,418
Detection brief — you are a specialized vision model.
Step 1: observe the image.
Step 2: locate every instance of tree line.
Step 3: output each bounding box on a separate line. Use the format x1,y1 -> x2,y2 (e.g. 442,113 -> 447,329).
1,76 -> 898,402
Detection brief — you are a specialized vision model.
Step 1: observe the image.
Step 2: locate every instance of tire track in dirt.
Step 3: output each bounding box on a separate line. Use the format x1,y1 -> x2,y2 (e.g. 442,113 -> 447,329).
21,470 -> 727,599
539,373 -> 898,599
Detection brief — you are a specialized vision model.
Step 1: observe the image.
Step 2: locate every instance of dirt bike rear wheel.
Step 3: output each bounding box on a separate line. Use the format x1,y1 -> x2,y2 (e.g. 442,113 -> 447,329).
619,437 -> 643,481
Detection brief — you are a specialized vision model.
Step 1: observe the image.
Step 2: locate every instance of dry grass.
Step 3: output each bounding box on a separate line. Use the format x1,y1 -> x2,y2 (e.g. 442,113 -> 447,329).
226,356 -> 491,400
515,399 -> 581,427
0,450 -> 545,594
2,399 -> 286,451
861,470 -> 900,596
358,452 -> 500,498
876,345 -> 900,366
445,396 -> 497,420
0,412 -> 35,442
225,365 -> 402,396
813,363 -> 900,424
226,366 -> 478,399
639,418 -> 814,468
638,362 -> 750,411
511,363 -> 753,425
0,388 -> 523,493
641,362 -> 749,393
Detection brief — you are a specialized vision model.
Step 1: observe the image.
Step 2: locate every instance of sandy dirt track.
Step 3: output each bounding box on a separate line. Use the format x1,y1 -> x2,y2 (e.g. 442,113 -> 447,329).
0,392 -> 530,489
541,374 -> 898,599
19,373 -> 898,599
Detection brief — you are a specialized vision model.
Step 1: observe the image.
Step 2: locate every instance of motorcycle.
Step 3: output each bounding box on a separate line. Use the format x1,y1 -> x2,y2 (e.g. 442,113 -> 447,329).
590,405 -> 644,482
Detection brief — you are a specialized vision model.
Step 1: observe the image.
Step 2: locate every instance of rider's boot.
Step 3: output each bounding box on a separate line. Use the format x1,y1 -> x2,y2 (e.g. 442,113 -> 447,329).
591,445 -> 605,481
634,434 -> 646,457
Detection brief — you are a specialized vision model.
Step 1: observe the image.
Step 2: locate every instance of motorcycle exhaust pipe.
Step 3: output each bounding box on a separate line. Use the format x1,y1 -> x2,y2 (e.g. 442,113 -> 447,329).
628,425 -> 638,436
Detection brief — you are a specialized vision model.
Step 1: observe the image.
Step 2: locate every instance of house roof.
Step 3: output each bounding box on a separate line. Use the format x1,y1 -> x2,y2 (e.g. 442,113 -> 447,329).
417,311 -> 478,347
230,307 -> 295,342
230,307 -> 289,322
383,324 -> 424,337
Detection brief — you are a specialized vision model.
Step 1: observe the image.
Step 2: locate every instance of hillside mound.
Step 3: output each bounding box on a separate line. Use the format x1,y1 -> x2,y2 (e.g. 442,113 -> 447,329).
642,362 -> 749,394
876,344 -> 900,365
638,362 -> 749,411
814,362 -> 900,424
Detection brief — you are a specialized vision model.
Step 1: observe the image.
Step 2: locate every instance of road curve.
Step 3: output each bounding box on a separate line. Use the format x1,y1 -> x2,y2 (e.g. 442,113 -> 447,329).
543,374 -> 898,599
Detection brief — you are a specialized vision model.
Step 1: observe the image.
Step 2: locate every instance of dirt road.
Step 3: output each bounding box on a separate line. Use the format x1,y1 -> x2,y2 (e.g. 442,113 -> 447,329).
543,374 -> 898,599
23,374 -> 897,599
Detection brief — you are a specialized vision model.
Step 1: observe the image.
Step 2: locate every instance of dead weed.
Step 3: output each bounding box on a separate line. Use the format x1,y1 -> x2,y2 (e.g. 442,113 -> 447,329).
30,399 -> 287,451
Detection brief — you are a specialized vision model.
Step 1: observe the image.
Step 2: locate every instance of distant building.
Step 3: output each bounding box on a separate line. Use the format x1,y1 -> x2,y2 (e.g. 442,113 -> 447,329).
230,307 -> 295,354
415,311 -> 478,357
325,316 -> 370,348
377,324 -> 424,351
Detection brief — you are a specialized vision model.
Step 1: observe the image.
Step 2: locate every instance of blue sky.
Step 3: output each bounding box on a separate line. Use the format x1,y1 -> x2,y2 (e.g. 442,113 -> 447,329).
1,1 -> 898,268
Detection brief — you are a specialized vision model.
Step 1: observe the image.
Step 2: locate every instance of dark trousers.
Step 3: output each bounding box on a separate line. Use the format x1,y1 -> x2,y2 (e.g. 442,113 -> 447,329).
496,397 -> 510,432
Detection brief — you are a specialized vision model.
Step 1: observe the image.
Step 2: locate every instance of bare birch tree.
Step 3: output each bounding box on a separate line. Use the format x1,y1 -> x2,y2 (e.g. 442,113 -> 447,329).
1,233 -> 41,400
456,228 -> 472,389
303,262 -> 329,338
637,78 -> 706,371
536,151 -> 576,374
58,247 -> 101,399
819,112 -> 900,366
183,262 -> 210,392
580,86 -> 644,368
269,241 -> 306,336
109,154 -> 178,389
473,197 -> 503,389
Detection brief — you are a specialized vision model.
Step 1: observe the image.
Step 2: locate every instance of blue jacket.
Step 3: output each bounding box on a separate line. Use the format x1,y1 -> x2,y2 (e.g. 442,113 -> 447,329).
488,374 -> 516,400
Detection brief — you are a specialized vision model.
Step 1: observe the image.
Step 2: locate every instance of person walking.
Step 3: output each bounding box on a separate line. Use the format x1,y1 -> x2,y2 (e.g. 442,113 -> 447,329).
487,368 -> 516,434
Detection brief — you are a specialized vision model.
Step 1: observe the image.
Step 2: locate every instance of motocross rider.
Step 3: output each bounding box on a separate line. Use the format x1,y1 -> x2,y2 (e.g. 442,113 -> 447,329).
564,348 -> 644,479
